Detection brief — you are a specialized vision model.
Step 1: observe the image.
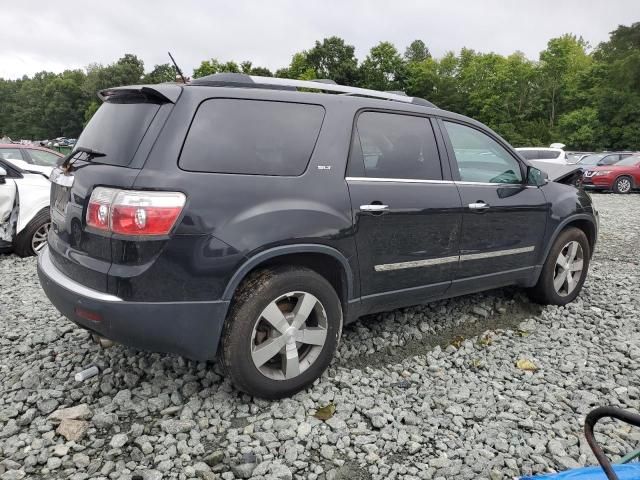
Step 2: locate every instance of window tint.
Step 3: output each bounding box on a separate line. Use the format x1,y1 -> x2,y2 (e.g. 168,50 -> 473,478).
180,99 -> 325,176
77,102 -> 161,166
444,122 -> 523,184
0,148 -> 24,161
352,112 -> 442,180
28,149 -> 61,166
516,150 -> 535,160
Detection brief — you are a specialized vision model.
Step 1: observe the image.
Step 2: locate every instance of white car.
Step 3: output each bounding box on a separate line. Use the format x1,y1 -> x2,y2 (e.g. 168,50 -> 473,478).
0,159 -> 51,256
0,144 -> 63,178
516,147 -> 568,164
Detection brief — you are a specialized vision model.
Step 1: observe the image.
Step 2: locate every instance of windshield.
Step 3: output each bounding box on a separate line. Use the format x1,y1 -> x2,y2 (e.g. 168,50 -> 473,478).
616,155 -> 640,166
75,102 -> 160,167
578,154 -> 607,165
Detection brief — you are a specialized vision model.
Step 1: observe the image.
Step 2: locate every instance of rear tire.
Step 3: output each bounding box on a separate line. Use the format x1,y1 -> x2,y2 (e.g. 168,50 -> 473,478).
221,266 -> 342,399
612,176 -> 632,194
528,227 -> 590,306
13,209 -> 50,257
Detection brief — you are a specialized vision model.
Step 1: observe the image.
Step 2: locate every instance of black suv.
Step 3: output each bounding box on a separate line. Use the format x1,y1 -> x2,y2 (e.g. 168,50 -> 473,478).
38,74 -> 598,398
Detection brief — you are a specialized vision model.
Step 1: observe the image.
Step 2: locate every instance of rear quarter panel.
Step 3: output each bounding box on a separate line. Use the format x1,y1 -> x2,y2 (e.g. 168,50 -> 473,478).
122,88 -> 360,301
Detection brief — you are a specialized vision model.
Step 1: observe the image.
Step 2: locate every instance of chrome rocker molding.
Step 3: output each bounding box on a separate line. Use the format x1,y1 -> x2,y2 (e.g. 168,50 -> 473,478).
38,246 -> 123,302
374,246 -> 535,272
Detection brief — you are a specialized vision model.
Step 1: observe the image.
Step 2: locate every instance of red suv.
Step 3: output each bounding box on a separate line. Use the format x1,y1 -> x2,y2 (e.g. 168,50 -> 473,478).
584,155 -> 640,193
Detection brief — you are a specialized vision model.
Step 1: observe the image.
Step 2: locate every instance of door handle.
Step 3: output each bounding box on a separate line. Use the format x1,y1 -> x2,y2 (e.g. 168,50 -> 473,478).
469,202 -> 490,211
360,204 -> 389,212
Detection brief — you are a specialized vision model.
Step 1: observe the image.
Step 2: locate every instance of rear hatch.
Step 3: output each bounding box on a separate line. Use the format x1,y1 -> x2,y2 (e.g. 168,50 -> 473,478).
48,85 -> 181,293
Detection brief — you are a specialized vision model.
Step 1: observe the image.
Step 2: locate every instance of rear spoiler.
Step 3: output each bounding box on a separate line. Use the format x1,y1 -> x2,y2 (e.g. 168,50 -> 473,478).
98,84 -> 182,104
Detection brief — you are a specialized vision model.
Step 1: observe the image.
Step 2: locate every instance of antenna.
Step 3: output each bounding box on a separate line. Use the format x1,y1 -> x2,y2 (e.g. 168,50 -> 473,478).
168,52 -> 187,84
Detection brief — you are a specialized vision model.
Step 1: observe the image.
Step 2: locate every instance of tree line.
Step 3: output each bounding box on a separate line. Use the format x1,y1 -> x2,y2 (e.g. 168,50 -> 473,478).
1,22 -> 638,150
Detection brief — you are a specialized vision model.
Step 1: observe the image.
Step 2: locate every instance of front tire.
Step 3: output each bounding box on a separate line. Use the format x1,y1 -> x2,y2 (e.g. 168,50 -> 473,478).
13,209 -> 50,257
221,266 -> 342,399
612,176 -> 632,194
528,227 -> 590,305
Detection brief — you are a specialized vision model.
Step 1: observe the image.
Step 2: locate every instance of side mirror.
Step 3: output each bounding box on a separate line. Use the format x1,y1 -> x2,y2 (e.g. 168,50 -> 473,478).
0,166 -> 6,184
527,166 -> 548,186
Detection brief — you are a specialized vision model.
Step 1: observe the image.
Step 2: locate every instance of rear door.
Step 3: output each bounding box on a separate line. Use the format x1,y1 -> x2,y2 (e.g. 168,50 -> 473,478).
48,87 -> 178,292
347,110 -> 462,313
439,120 -> 547,294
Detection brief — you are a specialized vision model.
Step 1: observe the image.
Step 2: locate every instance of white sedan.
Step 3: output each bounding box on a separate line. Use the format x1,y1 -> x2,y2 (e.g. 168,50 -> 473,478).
516,147 -> 568,164
0,159 -> 51,256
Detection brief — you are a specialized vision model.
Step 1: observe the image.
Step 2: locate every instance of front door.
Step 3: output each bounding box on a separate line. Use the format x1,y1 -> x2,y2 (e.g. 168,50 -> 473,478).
347,111 -> 463,313
440,120 -> 548,294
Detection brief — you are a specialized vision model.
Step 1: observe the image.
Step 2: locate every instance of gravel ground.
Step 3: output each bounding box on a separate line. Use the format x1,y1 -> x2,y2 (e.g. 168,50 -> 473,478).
1,192 -> 639,480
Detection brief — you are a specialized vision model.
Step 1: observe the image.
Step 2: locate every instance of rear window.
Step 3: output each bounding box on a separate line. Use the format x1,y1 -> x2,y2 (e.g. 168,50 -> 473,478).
179,99 -> 325,175
540,150 -> 561,160
75,102 -> 160,166
517,149 -> 559,160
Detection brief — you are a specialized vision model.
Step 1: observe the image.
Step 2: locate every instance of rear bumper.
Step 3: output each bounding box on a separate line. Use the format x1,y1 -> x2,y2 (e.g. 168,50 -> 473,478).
37,246 -> 229,361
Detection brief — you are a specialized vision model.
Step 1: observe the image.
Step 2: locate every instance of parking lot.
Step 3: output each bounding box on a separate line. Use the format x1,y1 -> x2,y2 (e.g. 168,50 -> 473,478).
1,192 -> 639,480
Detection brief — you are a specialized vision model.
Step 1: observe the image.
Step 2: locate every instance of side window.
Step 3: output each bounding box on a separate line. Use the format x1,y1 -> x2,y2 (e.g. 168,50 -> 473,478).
0,148 -> 24,161
352,112 -> 442,180
179,99 -> 325,176
443,121 -> 523,184
27,149 -> 61,166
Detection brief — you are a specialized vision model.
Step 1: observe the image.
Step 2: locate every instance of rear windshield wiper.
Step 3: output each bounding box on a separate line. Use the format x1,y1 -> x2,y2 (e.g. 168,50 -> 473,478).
58,146 -> 107,171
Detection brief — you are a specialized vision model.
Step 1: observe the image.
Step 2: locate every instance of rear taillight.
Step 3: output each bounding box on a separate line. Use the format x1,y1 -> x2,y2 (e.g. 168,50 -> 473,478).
87,187 -> 186,236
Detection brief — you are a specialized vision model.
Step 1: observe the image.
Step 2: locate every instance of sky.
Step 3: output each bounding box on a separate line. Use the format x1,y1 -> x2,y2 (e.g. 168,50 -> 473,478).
2,0 -> 639,80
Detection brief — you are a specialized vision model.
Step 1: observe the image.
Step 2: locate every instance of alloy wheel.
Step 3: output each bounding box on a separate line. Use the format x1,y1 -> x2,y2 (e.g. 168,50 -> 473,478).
31,222 -> 50,254
553,241 -> 584,297
250,291 -> 328,380
617,177 -> 631,193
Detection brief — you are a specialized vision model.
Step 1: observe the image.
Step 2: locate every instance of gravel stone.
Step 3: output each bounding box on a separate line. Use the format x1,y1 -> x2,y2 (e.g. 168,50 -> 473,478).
49,404 -> 92,422
160,419 -> 196,435
109,433 -> 129,448
56,418 -> 89,442
0,194 -> 638,479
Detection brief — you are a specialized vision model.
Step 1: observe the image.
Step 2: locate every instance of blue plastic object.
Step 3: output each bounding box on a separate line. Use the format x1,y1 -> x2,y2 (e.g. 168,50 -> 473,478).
520,464 -> 640,479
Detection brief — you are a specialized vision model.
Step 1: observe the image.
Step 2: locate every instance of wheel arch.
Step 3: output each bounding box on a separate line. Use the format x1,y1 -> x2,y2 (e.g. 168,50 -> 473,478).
222,244 -> 355,309
543,214 -> 598,262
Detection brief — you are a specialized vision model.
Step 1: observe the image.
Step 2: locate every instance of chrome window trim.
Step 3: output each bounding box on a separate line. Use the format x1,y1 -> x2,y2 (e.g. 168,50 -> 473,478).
38,246 -> 123,302
455,181 -> 525,187
373,246 -> 535,272
346,177 -> 453,184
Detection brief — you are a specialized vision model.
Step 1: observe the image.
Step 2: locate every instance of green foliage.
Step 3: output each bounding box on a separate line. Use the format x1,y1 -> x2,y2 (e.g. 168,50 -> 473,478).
143,64 -> 178,84
404,40 -> 431,63
305,36 -> 359,85
2,25 -> 640,150
360,41 -> 406,91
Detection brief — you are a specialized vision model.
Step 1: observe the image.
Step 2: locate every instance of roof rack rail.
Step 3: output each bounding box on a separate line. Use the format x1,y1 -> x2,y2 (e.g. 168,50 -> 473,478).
190,73 -> 437,108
